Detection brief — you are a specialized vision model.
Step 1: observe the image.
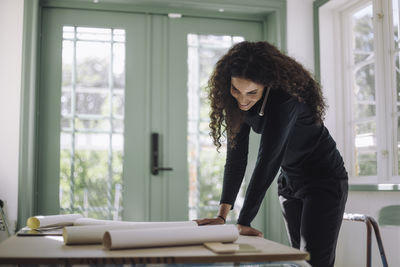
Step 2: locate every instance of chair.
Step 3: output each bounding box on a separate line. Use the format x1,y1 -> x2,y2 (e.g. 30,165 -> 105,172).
343,213 -> 388,267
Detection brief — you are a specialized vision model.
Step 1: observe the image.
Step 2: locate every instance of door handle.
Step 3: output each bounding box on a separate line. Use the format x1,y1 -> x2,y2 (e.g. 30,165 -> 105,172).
151,133 -> 173,175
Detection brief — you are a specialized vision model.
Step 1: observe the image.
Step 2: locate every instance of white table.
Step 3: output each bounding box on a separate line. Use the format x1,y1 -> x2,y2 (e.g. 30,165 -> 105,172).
0,234 -> 309,266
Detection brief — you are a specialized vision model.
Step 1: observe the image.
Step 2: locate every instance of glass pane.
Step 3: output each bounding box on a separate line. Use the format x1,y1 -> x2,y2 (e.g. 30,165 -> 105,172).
187,34 -> 244,221
354,121 -> 377,176
351,4 -> 377,177
356,152 -> 377,176
355,121 -> 376,146
76,27 -> 111,41
75,118 -> 110,131
76,41 -> 110,88
352,4 -> 374,53
75,91 -> 109,115
396,52 -> 400,102
61,118 -> 71,130
62,41 -> 73,87
354,64 -> 375,102
113,43 -> 125,89
61,90 -> 72,116
355,104 -> 375,119
60,133 -> 72,211
113,119 -> 124,132
352,4 -> 375,102
60,26 -> 126,219
393,0 -> 399,48
112,93 -> 124,116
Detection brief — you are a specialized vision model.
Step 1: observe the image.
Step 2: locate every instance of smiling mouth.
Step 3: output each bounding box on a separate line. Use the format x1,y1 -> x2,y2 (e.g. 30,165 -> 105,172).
239,103 -> 250,108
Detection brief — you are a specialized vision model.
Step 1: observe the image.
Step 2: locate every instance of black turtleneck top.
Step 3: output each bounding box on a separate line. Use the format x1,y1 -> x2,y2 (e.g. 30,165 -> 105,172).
220,88 -> 347,226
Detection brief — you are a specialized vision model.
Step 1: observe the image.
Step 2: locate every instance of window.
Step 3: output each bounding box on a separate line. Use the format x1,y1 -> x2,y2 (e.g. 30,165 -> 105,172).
342,0 -> 400,184
60,26 -> 125,219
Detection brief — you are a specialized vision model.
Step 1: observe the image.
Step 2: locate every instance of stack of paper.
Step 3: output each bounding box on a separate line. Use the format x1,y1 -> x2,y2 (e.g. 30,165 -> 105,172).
20,214 -> 240,252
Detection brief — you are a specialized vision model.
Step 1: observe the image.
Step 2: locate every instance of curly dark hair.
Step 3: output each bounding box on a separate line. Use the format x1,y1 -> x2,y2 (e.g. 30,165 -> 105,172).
208,41 -> 326,150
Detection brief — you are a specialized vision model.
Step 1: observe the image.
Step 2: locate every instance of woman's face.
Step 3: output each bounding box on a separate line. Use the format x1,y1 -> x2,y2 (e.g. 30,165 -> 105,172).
230,77 -> 265,111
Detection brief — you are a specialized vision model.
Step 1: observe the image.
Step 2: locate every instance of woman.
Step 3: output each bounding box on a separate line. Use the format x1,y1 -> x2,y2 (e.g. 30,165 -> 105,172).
196,41 -> 348,267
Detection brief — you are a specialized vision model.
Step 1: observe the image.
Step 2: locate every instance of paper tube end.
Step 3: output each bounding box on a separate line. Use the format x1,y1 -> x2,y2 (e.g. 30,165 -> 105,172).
103,231 -> 112,250
27,217 -> 40,229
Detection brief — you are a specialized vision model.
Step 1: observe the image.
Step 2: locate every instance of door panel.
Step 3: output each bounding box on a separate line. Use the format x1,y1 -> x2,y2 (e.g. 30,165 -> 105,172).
165,17 -> 263,221
39,8 -> 148,220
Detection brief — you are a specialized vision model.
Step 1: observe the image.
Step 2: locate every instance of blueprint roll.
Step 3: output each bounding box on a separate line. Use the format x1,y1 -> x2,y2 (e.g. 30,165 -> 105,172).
103,224 -> 239,250
63,221 -> 198,245
27,214 -> 83,230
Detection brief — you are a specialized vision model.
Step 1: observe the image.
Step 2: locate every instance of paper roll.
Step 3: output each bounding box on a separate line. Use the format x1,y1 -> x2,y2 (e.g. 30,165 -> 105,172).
63,221 -> 198,245
26,214 -> 83,230
73,218 -> 197,227
103,224 -> 239,250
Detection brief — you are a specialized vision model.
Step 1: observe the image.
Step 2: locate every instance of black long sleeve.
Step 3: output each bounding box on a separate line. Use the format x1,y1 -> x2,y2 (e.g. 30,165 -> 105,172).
237,94 -> 299,226
219,88 -> 347,227
219,123 -> 250,207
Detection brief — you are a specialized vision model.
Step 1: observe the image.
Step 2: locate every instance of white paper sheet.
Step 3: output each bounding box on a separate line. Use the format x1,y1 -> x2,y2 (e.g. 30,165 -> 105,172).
73,218 -> 129,226
73,218 -> 197,227
103,224 -> 239,250
63,221 -> 198,245
26,214 -> 84,230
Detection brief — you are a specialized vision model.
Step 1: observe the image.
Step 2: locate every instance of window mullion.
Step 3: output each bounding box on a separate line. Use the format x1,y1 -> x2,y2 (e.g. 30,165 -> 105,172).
372,0 -> 389,182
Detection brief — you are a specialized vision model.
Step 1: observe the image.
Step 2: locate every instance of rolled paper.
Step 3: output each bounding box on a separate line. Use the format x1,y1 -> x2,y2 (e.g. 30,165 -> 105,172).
103,224 -> 239,250
26,214 -> 83,230
63,221 -> 198,245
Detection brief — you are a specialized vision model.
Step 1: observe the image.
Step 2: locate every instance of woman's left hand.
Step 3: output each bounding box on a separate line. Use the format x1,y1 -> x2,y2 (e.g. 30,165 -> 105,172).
237,224 -> 263,237
194,217 -> 225,225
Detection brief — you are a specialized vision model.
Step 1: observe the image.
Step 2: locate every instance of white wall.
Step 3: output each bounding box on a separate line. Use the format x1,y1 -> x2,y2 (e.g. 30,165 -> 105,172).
0,0 -> 24,241
287,0 -> 315,72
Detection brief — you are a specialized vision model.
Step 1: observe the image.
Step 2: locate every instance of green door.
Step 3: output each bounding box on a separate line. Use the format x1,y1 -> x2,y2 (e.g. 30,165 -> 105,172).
164,17 -> 263,222
38,8 -> 265,224
39,8 -> 149,221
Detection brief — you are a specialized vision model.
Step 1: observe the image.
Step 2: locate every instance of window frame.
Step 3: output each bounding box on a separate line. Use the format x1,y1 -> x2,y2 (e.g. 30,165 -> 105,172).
339,0 -> 400,184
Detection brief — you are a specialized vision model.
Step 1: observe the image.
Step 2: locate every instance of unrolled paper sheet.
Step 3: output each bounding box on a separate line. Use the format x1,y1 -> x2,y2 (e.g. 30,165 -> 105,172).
63,221 -> 198,245
73,218 -> 197,226
27,214 -> 83,230
103,224 -> 239,250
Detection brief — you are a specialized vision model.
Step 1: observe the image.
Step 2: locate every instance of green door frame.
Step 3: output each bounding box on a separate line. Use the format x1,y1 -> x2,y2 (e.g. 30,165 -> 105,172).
18,0 -> 287,241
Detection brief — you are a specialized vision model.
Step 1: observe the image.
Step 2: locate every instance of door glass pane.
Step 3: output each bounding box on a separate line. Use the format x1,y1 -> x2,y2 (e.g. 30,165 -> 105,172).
60,26 -> 125,219
351,3 -> 377,176
187,34 -> 245,221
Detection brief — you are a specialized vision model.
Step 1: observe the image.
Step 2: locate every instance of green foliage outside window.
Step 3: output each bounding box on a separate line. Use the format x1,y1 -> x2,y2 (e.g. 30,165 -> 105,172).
60,149 -> 123,219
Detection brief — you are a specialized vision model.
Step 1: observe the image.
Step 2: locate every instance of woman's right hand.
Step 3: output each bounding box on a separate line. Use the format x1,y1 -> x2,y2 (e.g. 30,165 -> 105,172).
194,203 -> 231,225
237,224 -> 263,237
194,217 -> 225,225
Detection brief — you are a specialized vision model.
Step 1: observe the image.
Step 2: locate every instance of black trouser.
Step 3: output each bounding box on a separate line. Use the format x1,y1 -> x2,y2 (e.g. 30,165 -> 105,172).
277,173 -> 348,267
